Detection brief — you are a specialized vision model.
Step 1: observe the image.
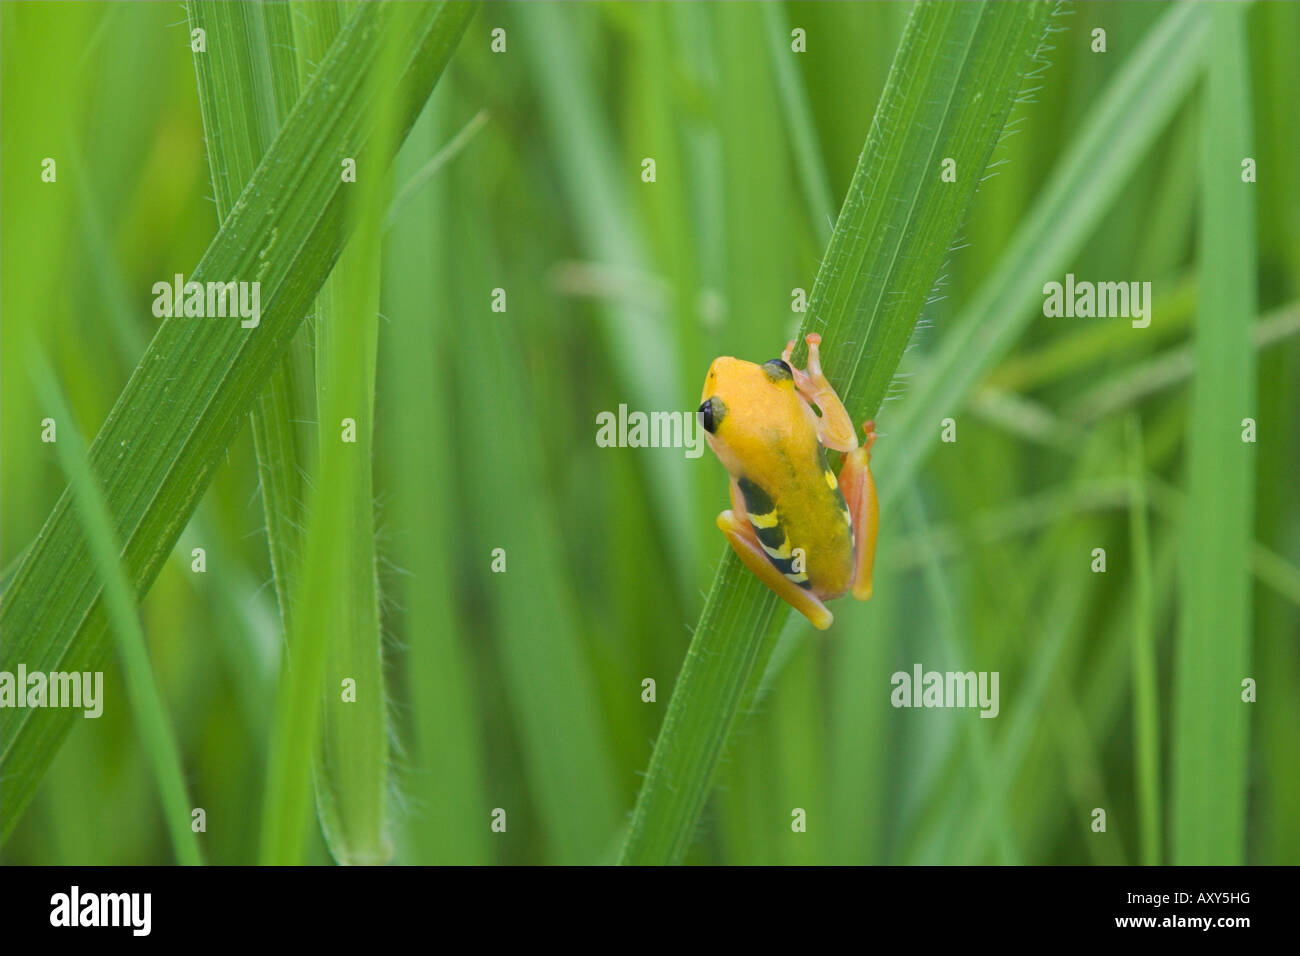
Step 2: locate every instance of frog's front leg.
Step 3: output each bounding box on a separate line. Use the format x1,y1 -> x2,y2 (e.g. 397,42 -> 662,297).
838,421 -> 879,602
782,333 -> 857,453
718,478 -> 834,630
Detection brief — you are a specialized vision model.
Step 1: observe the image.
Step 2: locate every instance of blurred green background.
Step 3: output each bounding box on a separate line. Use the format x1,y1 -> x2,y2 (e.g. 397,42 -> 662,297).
2,1 -> 1296,864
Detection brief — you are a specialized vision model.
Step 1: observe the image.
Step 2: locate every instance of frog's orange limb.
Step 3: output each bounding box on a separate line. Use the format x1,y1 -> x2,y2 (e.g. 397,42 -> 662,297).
782,333 -> 857,453
839,421 -> 879,602
718,511 -> 834,630
720,478 -> 833,630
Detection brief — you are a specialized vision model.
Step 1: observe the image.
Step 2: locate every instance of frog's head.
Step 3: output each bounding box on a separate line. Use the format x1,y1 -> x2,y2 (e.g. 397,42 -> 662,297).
699,355 -> 804,473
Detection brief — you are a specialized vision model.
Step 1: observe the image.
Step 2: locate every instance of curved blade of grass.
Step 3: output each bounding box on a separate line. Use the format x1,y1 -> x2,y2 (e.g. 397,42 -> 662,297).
1170,2 -> 1256,866
384,107 -> 488,230
618,0 -> 1059,866
0,0 -> 476,843
26,350 -> 203,866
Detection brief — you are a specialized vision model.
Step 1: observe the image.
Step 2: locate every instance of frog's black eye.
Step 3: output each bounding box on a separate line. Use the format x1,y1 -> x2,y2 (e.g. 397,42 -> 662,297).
762,359 -> 793,382
699,399 -> 715,434
699,396 -> 725,434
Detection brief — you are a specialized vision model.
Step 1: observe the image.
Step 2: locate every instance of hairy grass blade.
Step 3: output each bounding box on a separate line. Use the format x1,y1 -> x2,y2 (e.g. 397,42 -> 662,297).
0,0 -> 476,842
619,0 -> 1060,865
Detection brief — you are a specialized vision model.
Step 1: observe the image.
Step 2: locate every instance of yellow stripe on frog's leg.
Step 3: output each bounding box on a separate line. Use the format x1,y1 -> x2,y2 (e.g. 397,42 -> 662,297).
716,509 -> 834,630
782,333 -> 858,453
839,420 -> 879,602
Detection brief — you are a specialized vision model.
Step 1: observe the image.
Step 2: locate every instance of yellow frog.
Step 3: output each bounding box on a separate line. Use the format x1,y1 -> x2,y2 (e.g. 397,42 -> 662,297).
698,333 -> 878,630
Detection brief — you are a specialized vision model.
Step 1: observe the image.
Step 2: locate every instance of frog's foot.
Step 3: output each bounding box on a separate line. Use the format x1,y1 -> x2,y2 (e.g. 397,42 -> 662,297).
861,419 -> 877,457
781,333 -> 857,453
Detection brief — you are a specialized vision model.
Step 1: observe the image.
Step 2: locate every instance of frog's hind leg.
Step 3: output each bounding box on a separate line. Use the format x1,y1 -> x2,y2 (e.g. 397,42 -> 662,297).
719,479 -> 834,630
839,421 -> 879,602
782,333 -> 857,453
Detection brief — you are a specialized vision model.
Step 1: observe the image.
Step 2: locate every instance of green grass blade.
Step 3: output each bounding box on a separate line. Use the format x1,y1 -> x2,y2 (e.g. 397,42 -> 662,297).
1126,416 -> 1161,865
1145,475 -> 1300,611
27,350 -> 203,866
188,0 -> 317,638
301,26 -> 397,867
1170,2 -> 1257,866
384,100 -> 491,865
238,0 -> 395,868
1249,0 -> 1300,859
0,0 -> 476,843
618,0 -> 1059,866
70,128 -> 281,752
384,107 -> 488,229
761,1 -> 834,245
259,3 -> 474,867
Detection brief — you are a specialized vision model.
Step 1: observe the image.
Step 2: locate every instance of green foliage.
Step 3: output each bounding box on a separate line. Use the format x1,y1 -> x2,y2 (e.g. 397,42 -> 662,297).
1,0 -> 1295,866
1,0 -> 473,845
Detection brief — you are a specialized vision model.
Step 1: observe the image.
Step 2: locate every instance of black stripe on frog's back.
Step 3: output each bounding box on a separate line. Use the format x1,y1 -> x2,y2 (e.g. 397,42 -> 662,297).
737,475 -> 775,519
737,475 -> 812,590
